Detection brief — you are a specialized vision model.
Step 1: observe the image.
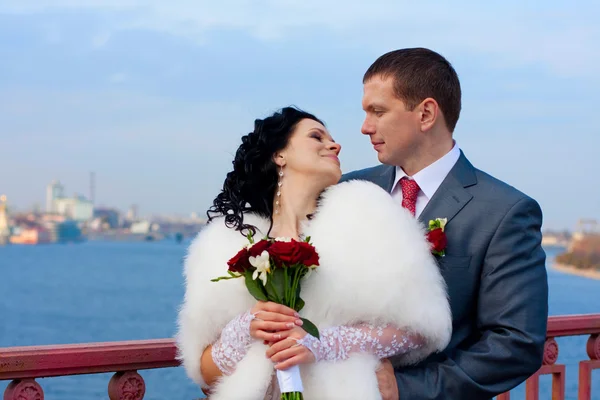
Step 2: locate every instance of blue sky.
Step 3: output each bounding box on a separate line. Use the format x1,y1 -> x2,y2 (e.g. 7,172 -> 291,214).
0,1 -> 598,230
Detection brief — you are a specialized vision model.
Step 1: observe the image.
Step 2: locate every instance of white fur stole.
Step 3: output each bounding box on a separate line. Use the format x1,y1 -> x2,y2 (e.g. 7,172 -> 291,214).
176,180 -> 452,399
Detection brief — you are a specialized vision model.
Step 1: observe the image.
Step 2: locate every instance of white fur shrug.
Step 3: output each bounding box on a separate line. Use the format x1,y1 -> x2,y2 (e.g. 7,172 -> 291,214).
176,180 -> 452,399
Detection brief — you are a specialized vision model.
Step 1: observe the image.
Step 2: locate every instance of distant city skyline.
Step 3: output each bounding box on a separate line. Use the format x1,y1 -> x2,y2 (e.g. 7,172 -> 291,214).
1,1 -> 599,230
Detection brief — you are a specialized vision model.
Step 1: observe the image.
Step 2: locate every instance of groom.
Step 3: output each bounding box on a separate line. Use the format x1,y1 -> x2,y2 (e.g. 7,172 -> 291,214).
341,48 -> 549,399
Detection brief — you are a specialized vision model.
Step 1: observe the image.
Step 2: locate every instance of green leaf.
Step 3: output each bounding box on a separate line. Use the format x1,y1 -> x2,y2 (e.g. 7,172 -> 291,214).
301,318 -> 320,339
295,279 -> 302,297
265,277 -> 280,303
210,271 -> 242,282
295,297 -> 305,312
269,268 -> 286,304
244,271 -> 268,301
283,267 -> 290,305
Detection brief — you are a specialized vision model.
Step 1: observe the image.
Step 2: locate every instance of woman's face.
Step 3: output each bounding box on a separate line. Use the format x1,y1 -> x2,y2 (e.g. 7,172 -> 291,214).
278,118 -> 342,188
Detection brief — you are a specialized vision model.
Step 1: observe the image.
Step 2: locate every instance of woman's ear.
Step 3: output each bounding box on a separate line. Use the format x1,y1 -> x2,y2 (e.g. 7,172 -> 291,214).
273,152 -> 286,167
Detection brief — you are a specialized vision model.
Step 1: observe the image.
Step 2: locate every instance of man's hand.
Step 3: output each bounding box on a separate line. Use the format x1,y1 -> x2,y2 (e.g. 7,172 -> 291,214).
376,359 -> 399,400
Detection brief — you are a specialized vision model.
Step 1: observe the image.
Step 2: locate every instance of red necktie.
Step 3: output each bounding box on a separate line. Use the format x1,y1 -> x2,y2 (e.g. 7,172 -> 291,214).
400,177 -> 420,216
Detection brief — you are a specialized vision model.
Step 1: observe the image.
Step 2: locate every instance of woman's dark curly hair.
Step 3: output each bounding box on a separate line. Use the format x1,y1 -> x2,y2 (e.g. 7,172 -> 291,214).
207,107 -> 324,236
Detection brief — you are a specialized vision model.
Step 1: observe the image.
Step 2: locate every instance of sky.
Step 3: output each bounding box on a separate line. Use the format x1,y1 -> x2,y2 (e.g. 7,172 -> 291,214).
0,1 -> 598,230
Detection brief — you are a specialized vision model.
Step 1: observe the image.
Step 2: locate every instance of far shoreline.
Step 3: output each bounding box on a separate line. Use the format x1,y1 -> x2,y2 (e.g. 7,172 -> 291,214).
553,263 -> 600,280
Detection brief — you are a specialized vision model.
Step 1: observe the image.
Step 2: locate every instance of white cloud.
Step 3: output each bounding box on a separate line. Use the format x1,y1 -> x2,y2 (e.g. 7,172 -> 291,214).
2,1 -> 598,79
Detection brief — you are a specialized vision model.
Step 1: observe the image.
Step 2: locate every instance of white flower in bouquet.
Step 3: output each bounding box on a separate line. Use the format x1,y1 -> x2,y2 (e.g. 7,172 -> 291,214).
249,250 -> 271,286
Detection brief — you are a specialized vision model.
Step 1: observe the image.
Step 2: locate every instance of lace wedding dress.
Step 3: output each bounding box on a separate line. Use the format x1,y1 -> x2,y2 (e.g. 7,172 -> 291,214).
210,311 -> 422,399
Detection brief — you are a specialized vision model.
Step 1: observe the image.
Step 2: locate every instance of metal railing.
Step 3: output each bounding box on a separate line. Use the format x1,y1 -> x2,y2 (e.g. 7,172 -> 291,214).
2,315 -> 600,399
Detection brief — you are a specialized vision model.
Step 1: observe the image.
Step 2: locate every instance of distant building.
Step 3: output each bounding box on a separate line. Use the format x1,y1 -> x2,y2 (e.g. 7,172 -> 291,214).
54,195 -> 94,222
131,220 -> 150,234
93,208 -> 121,229
46,180 -> 65,213
45,180 -> 94,222
0,195 -> 10,244
52,220 -> 84,243
126,205 -> 139,222
10,226 -> 51,245
568,219 -> 599,252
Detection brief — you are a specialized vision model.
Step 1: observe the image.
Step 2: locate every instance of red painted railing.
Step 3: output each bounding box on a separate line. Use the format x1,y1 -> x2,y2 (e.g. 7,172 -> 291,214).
497,314 -> 600,400
1,314 -> 600,399
0,339 -> 179,399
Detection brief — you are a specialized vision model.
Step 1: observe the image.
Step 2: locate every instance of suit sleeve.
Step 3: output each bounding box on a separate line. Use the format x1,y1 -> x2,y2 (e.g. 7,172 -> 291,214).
394,197 -> 549,399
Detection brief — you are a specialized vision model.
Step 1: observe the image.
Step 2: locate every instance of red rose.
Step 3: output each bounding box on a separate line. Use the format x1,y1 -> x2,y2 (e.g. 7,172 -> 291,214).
268,240 -> 320,267
227,248 -> 250,273
295,241 -> 320,267
268,240 -> 299,266
426,228 -> 447,253
247,239 -> 271,257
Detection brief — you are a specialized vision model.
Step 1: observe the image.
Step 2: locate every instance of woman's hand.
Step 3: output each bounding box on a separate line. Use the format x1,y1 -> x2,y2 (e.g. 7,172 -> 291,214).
249,301 -> 303,342
265,326 -> 315,370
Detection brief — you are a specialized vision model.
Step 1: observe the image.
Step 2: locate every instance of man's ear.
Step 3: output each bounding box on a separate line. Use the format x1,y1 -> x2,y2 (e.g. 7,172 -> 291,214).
418,97 -> 439,132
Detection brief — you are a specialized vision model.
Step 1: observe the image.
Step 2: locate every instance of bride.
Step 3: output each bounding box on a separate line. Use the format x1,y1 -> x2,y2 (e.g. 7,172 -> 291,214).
176,107 -> 452,399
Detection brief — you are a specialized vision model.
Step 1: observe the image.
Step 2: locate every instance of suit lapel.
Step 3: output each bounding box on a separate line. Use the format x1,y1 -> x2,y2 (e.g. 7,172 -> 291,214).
418,152 -> 477,226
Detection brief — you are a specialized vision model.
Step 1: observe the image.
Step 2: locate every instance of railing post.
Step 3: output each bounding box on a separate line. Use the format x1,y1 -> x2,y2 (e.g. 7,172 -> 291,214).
525,337 -> 565,400
578,334 -> 600,400
108,370 -> 146,400
3,378 -> 44,400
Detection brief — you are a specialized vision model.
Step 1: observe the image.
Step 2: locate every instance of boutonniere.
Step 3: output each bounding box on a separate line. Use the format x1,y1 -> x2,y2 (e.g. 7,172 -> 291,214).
427,218 -> 448,257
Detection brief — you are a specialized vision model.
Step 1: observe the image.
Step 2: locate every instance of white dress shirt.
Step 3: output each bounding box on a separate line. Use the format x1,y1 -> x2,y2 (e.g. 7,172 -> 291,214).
391,143 -> 461,218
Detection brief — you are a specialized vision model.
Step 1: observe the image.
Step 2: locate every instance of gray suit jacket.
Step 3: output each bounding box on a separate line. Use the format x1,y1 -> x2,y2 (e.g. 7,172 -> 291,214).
340,151 -> 548,399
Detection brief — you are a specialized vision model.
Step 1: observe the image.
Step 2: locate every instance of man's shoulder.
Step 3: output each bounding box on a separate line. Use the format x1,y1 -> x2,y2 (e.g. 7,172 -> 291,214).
470,164 -> 539,211
340,164 -> 390,183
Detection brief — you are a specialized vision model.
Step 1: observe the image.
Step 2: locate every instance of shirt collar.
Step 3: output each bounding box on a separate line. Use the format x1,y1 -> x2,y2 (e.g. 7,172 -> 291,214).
393,142 -> 461,199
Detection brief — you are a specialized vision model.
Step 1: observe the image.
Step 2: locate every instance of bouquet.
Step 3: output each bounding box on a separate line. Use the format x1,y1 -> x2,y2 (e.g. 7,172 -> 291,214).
212,233 -> 320,400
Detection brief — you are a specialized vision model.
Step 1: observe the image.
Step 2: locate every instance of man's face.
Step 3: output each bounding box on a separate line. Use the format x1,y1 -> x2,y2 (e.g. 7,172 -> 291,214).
361,75 -> 422,167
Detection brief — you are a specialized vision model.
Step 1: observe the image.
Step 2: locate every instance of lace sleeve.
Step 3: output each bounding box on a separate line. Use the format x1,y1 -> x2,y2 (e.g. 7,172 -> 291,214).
296,323 -> 423,362
210,311 -> 255,375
